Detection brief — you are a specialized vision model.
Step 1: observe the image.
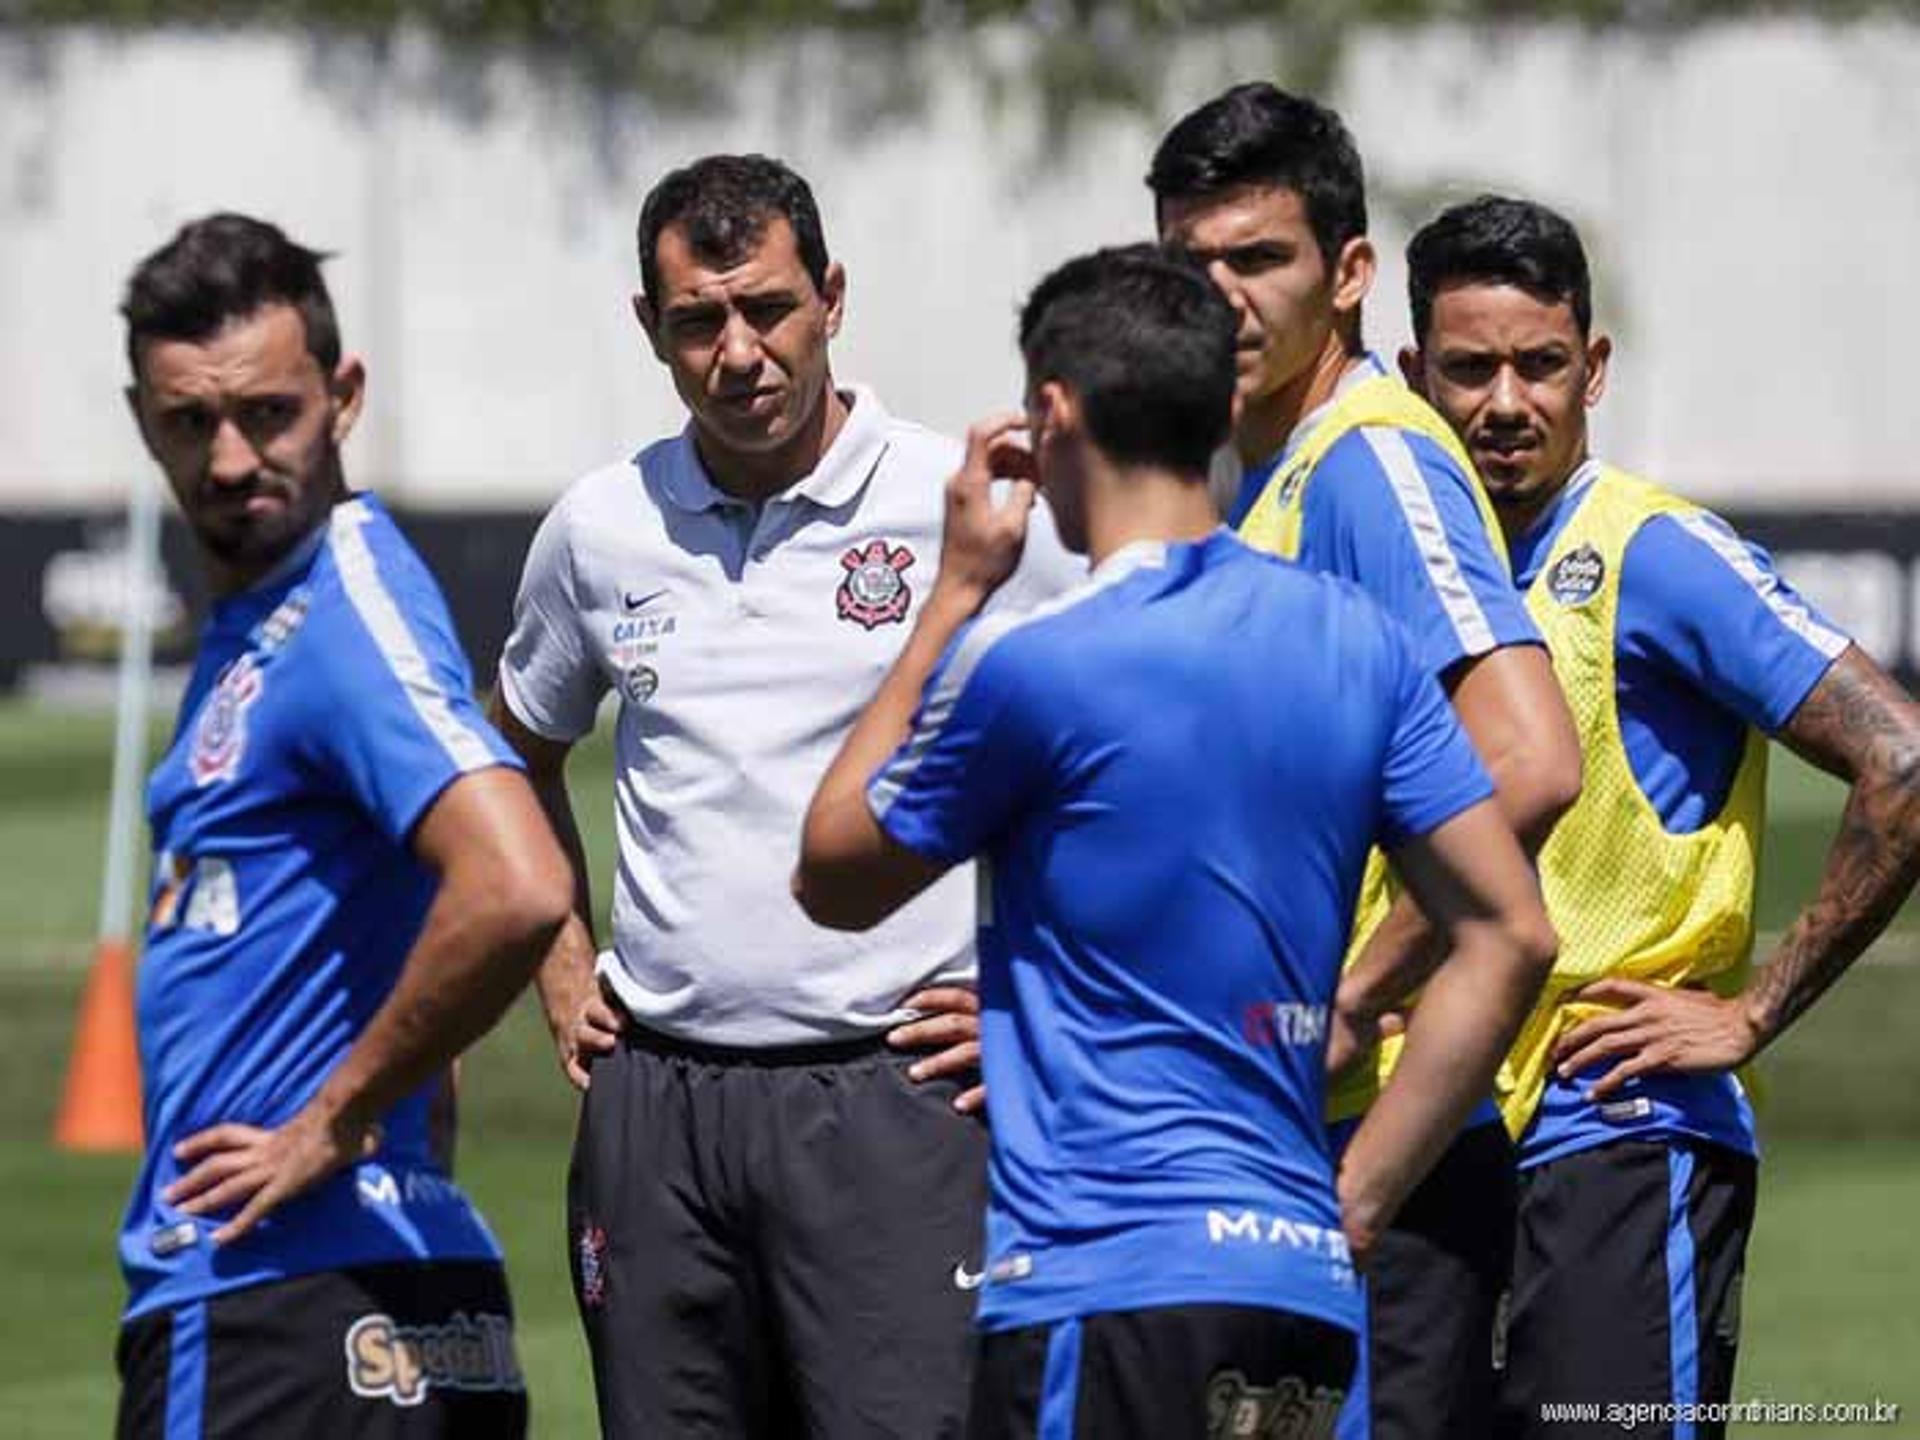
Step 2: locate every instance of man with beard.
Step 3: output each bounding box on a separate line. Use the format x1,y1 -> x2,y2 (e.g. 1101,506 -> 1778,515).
1403,194 -> 1920,1438
115,212 -> 573,1437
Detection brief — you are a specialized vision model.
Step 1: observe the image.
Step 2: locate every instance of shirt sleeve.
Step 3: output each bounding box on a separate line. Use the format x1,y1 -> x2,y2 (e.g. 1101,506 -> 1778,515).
867,616 -> 1042,865
307,511 -> 522,847
1305,426 -> 1541,678
1376,617 -> 1498,850
497,496 -> 609,743
1619,512 -> 1851,733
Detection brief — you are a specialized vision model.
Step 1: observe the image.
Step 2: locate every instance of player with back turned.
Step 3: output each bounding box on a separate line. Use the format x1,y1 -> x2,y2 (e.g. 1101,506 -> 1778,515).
1149,83 -> 1584,1440
795,243 -> 1558,1440
1400,194 -> 1920,1439
113,214 -> 574,1438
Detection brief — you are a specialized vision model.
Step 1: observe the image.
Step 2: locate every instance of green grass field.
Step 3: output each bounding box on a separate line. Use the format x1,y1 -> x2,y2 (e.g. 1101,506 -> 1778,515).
0,700 -> 1915,1436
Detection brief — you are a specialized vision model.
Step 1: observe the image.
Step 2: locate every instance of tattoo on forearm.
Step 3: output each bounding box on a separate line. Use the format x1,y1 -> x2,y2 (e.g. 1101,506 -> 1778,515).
1756,652 -> 1920,1040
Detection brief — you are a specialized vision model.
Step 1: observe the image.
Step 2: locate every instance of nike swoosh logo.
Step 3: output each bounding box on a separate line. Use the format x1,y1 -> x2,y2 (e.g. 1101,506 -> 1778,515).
952,1262 -> 986,1292
623,588 -> 669,612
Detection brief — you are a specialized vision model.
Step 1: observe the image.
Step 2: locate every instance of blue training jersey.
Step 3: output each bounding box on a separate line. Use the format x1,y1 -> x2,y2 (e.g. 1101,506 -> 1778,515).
869,531 -> 1494,1335
1507,462 -> 1851,1167
121,496 -> 519,1321
1227,355 -> 1542,680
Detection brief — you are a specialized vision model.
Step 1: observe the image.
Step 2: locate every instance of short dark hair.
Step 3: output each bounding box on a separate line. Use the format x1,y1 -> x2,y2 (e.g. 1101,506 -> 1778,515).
636,154 -> 831,310
1407,195 -> 1593,342
1147,82 -> 1367,269
121,213 -> 340,379
1019,244 -> 1238,476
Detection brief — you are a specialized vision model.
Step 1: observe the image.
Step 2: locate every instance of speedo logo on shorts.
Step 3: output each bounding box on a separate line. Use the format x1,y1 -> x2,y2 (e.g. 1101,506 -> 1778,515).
1205,1370 -> 1346,1439
344,1311 -> 524,1407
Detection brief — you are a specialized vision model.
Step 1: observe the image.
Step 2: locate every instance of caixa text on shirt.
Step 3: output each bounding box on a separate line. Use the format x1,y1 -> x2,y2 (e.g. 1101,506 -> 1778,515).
345,1310 -> 524,1407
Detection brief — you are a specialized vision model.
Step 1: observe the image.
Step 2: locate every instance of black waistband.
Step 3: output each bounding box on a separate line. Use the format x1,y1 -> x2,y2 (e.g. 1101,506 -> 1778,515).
622,1020 -> 894,1068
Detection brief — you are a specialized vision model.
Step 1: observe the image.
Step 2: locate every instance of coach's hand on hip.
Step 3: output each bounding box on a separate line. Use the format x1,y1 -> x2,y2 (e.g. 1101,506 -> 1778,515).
546,963 -> 627,1092
887,985 -> 986,1115
931,413 -> 1037,616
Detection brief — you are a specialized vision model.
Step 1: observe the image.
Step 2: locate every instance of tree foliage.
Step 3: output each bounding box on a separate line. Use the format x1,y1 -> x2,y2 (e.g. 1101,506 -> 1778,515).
2,0 -> 1914,114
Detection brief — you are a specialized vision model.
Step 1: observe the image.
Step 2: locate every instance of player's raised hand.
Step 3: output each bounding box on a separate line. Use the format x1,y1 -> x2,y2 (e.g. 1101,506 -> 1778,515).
933,413 -> 1037,611
165,1108 -> 383,1247
1553,977 -> 1762,1100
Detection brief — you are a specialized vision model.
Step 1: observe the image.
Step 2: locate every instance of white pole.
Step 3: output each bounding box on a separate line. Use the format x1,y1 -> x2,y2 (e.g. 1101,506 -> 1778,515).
97,471 -> 161,945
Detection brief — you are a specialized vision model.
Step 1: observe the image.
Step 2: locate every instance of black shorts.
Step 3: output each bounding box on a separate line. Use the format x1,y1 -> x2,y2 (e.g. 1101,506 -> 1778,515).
1497,1139 -> 1757,1440
970,1303 -> 1356,1440
569,1023 -> 988,1438
115,1260 -> 526,1439
1355,1118 -> 1517,1440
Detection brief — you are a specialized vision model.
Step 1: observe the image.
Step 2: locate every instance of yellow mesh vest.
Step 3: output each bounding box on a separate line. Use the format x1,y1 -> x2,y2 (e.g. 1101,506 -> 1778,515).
1234,374 -> 1509,1120
1496,467 -> 1766,1138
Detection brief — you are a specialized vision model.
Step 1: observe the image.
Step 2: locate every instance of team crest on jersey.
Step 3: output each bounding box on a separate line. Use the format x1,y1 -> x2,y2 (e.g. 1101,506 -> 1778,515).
623,664 -> 659,706
577,1223 -> 610,1309
1547,543 -> 1606,607
190,655 -> 265,786
1204,1371 -> 1345,1440
836,539 -> 915,629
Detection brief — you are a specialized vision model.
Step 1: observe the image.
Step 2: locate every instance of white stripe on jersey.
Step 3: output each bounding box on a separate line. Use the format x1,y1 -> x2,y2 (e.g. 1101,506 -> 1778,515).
1670,512 -> 1850,660
329,502 -> 498,773
868,539 -> 1168,817
1361,428 -> 1497,658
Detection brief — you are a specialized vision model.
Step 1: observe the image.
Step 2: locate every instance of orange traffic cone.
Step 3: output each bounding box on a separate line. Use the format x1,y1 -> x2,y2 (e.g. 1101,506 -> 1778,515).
53,938 -> 144,1153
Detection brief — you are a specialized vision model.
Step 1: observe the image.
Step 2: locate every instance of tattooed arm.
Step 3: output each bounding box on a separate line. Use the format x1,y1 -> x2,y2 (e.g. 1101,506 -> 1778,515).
1555,647 -> 1920,1097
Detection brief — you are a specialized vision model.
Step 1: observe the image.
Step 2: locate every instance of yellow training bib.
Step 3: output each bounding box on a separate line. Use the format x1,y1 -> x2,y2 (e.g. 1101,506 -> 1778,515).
1496,467 -> 1764,1138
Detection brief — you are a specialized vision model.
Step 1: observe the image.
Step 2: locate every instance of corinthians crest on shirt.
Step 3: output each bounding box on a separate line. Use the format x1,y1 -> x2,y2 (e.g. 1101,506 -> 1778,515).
190,654 -> 265,786
837,539 -> 916,629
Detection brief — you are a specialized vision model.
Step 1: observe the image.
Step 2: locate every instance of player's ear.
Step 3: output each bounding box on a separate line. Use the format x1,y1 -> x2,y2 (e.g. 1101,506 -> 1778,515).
1397,344 -> 1426,395
632,292 -> 667,362
1035,380 -> 1080,446
820,261 -> 847,340
1583,333 -> 1612,408
1332,236 -> 1377,318
328,354 -> 367,446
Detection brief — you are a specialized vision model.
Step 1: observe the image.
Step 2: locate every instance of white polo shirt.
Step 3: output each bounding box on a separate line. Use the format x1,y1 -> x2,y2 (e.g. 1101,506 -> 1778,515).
500,385 -> 1080,1046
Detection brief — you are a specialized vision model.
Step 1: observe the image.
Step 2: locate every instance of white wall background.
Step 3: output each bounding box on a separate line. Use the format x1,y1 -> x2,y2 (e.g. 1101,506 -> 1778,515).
2,18 -> 1916,512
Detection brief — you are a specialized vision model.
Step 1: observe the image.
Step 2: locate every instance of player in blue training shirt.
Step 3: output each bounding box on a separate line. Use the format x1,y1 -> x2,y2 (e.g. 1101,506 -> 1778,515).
1148,84 -> 1584,1440
1402,195 -> 1920,1439
114,214 -> 573,1439
793,245 -> 1557,1440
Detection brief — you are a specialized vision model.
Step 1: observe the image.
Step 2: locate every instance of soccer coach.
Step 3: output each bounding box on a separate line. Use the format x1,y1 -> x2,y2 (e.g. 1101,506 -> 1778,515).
115,214 -> 574,1437
490,154 -> 1075,1437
